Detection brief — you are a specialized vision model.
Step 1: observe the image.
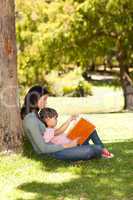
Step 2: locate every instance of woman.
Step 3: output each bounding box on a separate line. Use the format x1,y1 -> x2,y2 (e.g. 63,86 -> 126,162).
21,85 -> 113,161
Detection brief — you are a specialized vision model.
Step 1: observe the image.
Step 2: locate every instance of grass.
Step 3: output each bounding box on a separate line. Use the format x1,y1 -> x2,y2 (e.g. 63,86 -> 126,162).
57,113 -> 133,143
0,111 -> 133,200
1,84 -> 133,200
47,86 -> 123,114
0,140 -> 133,200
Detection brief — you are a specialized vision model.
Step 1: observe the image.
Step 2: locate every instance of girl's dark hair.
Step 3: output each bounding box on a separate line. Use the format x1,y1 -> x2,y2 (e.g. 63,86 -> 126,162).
39,107 -> 58,122
21,85 -> 48,119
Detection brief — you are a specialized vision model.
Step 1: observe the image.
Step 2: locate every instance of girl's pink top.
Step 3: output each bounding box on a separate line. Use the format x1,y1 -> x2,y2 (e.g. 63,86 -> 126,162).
43,128 -> 72,145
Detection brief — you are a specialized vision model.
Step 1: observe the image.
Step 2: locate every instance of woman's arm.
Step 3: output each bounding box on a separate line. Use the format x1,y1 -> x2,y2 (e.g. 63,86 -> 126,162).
23,116 -> 64,153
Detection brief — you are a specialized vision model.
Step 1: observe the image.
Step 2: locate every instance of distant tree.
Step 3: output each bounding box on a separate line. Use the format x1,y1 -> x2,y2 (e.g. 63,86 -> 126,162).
16,0 -> 77,86
69,0 -> 133,110
0,0 -> 22,151
16,0 -> 133,109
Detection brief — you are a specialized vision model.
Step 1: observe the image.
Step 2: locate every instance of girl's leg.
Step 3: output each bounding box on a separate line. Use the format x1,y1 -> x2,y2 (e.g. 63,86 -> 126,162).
83,129 -> 104,148
89,129 -> 105,148
50,145 -> 102,161
82,130 -> 114,158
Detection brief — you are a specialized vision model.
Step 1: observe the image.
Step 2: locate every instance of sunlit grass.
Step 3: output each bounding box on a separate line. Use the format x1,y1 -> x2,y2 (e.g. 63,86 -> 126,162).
47,86 -> 123,114
54,112 -> 133,143
0,141 -> 133,200
2,78 -> 133,200
0,112 -> 133,200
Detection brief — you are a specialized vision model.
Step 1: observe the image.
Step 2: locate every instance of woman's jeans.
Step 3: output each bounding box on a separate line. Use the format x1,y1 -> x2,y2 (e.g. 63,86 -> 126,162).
50,130 -> 104,161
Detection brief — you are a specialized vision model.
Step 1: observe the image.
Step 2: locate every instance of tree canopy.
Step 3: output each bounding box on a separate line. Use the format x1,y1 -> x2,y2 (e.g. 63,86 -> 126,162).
16,0 -> 133,104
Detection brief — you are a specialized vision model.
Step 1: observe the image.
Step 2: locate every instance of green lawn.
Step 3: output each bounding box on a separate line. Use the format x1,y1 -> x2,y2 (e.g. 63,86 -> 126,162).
57,113 -> 133,143
0,140 -> 133,200
47,86 -> 123,114
1,89 -> 133,200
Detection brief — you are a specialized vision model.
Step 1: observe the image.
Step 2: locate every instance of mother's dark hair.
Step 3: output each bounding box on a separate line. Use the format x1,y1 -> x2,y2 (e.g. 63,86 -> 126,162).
21,85 -> 48,119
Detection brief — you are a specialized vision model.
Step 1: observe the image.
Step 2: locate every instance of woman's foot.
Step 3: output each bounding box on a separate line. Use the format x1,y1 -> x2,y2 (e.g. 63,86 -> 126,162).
102,148 -> 114,158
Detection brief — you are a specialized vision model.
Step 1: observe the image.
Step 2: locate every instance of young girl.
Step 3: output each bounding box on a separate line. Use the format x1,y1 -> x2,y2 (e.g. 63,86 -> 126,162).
39,107 -> 80,148
39,107 -> 114,158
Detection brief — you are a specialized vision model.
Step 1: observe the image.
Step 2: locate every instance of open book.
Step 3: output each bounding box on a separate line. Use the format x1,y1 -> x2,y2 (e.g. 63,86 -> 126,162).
67,118 -> 96,145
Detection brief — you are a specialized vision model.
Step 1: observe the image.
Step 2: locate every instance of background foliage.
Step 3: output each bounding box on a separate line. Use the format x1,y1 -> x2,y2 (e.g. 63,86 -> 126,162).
16,0 -> 133,95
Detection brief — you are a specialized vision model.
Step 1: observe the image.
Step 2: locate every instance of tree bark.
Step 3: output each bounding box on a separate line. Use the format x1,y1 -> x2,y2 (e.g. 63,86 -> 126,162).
0,0 -> 22,152
117,37 -> 133,110
120,69 -> 133,110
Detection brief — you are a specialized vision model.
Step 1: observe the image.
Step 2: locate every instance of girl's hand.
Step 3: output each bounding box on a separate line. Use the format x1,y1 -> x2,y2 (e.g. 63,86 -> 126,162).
69,115 -> 78,122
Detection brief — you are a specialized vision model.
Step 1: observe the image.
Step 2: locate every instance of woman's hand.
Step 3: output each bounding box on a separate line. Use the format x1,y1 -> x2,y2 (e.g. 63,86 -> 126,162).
63,142 -> 77,148
73,136 -> 81,144
63,136 -> 81,148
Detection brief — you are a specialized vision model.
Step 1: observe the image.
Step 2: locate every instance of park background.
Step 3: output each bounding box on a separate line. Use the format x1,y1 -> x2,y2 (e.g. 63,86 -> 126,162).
0,0 -> 133,200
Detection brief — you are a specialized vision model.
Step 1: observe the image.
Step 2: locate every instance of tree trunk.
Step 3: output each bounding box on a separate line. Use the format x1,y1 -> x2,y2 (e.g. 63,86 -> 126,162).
90,60 -> 95,72
120,69 -> 133,110
117,37 -> 133,110
0,0 -> 22,152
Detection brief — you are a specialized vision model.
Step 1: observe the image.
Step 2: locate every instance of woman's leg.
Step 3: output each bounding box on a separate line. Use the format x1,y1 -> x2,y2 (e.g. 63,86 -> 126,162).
50,145 -> 102,161
83,129 -> 104,148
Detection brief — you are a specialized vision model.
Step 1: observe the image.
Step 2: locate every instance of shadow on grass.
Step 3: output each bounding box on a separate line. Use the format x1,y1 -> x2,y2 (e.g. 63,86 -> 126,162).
19,141 -> 133,200
22,138 -> 133,171
22,137 -> 71,169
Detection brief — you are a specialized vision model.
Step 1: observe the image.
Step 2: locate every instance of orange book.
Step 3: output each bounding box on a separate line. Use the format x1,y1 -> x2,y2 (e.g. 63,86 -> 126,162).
67,118 -> 96,145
